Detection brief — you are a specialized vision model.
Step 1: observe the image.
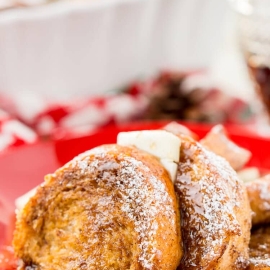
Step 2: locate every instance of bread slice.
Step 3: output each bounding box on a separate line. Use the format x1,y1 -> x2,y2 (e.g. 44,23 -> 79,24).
13,144 -> 182,270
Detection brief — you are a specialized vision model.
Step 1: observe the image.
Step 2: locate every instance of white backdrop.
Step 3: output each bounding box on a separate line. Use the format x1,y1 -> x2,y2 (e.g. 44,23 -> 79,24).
0,0 -> 245,100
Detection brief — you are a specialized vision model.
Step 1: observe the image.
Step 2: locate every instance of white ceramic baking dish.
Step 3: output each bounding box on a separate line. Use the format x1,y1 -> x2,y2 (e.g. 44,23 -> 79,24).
0,0 -> 229,100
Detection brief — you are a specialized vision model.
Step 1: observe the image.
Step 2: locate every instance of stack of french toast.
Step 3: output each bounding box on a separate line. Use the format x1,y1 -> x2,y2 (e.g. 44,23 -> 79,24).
12,122 -> 270,270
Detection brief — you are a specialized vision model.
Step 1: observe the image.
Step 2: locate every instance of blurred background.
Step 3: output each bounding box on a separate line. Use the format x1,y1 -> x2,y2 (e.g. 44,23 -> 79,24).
0,0 -> 269,151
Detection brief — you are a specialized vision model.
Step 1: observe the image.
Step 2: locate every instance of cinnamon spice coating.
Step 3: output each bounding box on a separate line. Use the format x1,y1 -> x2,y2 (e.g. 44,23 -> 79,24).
13,144 -> 182,270
174,135 -> 251,270
246,174 -> 270,226
248,225 -> 270,270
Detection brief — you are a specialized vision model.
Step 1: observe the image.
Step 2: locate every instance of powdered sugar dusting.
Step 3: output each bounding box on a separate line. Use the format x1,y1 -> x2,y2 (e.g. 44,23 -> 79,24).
119,158 -> 174,268
246,174 -> 270,222
249,225 -> 270,268
175,138 -> 243,268
257,176 -> 270,210
71,145 -> 175,269
77,160 -> 88,173
250,257 -> 270,267
250,242 -> 270,267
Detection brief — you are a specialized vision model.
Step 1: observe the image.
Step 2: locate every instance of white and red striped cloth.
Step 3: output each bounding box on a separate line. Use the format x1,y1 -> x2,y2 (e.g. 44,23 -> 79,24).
0,108 -> 37,153
0,82 -> 149,152
0,72 -> 253,153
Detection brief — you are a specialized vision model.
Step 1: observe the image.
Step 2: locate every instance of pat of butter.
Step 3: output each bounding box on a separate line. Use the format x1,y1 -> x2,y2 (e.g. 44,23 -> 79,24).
117,130 -> 181,182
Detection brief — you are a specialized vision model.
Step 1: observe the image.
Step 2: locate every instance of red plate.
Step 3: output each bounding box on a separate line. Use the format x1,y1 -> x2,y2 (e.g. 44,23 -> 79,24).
0,121 -> 270,244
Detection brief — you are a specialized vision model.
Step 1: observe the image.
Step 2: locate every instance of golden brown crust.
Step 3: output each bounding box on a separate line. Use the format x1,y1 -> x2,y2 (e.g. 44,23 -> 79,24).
246,175 -> 270,226
174,135 -> 251,270
200,125 -> 251,171
13,144 -> 182,270
162,121 -> 199,140
248,226 -> 270,270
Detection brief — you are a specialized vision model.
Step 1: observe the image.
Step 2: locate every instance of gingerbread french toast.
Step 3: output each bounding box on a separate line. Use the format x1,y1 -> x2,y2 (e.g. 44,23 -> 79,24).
11,123 -> 270,270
